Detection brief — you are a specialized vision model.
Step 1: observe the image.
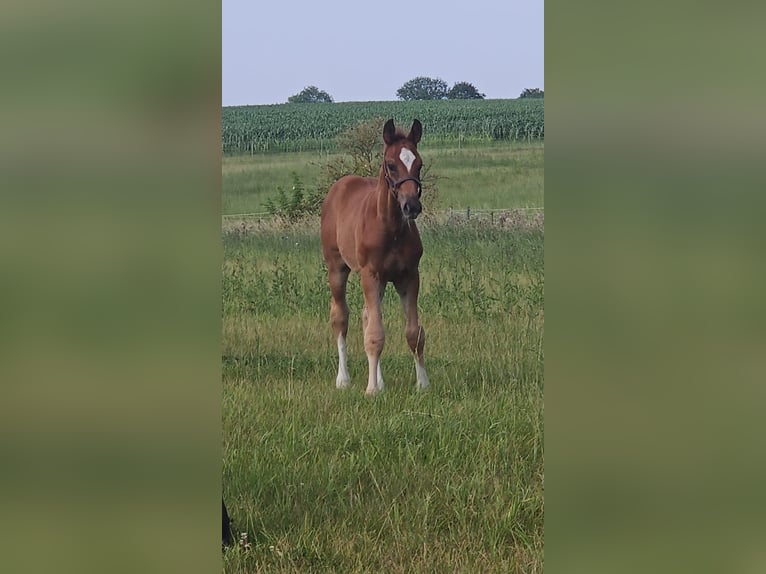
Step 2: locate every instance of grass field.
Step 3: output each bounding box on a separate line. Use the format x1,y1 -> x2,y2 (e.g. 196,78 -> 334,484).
222,142 -> 544,572
222,141 -> 544,215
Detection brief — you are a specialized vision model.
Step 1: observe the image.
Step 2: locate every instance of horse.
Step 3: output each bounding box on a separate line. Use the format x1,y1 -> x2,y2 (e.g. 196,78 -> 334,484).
320,118 -> 429,396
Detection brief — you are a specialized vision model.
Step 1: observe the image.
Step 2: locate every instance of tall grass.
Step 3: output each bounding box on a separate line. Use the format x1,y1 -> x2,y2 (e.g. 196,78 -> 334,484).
222,218 -> 544,572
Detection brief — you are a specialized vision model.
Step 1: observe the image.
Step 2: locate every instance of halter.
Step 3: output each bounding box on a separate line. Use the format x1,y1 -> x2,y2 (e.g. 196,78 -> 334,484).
384,164 -> 423,199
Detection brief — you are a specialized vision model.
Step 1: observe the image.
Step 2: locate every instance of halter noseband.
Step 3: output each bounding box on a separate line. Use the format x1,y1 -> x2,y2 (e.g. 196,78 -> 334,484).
384,168 -> 422,199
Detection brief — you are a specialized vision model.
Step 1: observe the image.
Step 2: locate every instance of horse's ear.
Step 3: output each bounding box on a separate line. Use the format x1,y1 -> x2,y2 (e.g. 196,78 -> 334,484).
383,119 -> 397,145
408,119 -> 422,145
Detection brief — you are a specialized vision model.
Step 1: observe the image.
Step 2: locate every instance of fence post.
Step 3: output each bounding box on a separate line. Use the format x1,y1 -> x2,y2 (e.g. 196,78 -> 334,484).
467,207 -> 471,220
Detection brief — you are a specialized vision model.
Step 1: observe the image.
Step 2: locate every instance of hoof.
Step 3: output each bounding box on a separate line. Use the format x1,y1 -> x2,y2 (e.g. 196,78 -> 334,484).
336,378 -> 351,389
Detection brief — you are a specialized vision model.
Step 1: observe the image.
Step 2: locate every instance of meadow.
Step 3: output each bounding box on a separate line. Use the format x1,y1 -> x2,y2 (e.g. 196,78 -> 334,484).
222,141 -> 544,216
222,124 -> 544,572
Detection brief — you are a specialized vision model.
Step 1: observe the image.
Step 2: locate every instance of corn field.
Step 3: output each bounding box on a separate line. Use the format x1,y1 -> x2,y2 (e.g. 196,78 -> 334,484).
222,99 -> 544,154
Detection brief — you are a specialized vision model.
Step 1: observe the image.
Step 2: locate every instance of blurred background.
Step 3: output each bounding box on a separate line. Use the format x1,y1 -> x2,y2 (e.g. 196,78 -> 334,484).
547,2 -> 766,573
2,0 -> 765,572
0,1 -> 221,572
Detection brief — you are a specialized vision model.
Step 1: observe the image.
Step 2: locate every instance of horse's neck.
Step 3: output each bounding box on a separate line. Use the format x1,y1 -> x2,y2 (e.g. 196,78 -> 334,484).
375,169 -> 400,224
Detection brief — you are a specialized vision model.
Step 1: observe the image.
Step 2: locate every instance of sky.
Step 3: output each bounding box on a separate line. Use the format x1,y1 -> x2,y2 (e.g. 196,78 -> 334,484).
222,0 -> 543,106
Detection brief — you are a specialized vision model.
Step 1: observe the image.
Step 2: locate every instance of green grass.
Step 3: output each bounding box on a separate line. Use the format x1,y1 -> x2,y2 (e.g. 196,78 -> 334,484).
430,143 -> 544,210
222,141 -> 544,215
222,217 -> 544,572
222,152 -> 324,216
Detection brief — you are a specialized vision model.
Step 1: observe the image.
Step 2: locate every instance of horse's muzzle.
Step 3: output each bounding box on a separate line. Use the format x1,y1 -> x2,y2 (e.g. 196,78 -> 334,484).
401,198 -> 422,220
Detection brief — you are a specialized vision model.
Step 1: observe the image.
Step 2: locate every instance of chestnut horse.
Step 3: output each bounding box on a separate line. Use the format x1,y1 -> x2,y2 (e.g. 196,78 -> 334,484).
320,119 -> 429,395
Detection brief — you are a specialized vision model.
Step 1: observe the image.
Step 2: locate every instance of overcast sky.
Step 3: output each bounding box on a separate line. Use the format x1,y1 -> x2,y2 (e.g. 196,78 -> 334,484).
222,0 -> 544,106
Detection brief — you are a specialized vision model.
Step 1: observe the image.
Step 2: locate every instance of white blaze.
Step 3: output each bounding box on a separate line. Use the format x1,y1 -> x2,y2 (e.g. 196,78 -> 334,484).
399,148 -> 416,172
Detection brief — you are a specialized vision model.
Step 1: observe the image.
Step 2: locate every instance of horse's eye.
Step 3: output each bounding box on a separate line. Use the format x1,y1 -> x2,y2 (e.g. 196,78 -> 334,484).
387,163 -> 397,171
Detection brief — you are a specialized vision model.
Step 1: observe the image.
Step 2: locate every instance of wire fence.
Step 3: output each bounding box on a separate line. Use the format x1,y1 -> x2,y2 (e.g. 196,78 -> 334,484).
436,206 -> 543,222
222,207 -> 543,221
222,207 -> 544,234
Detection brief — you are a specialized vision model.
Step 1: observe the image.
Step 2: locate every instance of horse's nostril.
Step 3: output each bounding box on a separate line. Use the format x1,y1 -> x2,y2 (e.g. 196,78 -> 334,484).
404,203 -> 420,219
401,199 -> 421,219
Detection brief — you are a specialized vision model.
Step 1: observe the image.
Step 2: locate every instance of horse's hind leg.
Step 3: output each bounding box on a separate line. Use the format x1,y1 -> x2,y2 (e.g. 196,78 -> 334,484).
328,262 -> 351,388
395,271 -> 429,390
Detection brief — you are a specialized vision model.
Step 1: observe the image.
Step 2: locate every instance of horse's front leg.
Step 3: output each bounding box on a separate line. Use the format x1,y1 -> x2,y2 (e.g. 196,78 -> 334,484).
361,270 -> 385,395
362,306 -> 384,391
395,271 -> 429,390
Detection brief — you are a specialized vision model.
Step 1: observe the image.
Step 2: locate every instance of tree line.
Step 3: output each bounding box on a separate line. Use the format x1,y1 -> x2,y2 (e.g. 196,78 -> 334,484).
287,78 -> 543,103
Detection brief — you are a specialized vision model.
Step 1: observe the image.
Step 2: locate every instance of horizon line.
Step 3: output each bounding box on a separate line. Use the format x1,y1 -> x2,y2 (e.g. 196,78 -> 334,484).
222,96 -> 544,108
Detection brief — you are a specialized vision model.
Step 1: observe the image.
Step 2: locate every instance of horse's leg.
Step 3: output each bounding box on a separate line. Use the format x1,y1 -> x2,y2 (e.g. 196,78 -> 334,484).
395,271 -> 429,390
361,270 -> 385,395
328,262 -> 351,389
363,292 -> 385,391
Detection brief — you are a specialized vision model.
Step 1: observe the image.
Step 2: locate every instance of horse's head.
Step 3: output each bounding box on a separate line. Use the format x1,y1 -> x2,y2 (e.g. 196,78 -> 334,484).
382,118 -> 423,221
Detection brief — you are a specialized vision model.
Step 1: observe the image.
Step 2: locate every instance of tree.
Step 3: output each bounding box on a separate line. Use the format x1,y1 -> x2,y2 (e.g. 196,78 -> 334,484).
288,85 -> 334,103
447,81 -> 485,100
519,88 -> 544,99
396,77 -> 448,101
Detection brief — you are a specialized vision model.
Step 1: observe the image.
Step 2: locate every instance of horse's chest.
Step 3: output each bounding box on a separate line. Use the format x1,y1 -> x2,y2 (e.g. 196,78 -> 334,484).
379,238 -> 421,278
356,224 -> 422,278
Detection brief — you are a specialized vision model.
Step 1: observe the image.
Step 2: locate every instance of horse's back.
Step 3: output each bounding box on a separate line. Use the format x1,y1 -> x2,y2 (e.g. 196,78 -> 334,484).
321,176 -> 376,230
322,176 -> 375,214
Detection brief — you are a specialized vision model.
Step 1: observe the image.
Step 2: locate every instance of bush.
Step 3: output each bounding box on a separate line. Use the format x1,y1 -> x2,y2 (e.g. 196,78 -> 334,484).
263,173 -> 324,222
